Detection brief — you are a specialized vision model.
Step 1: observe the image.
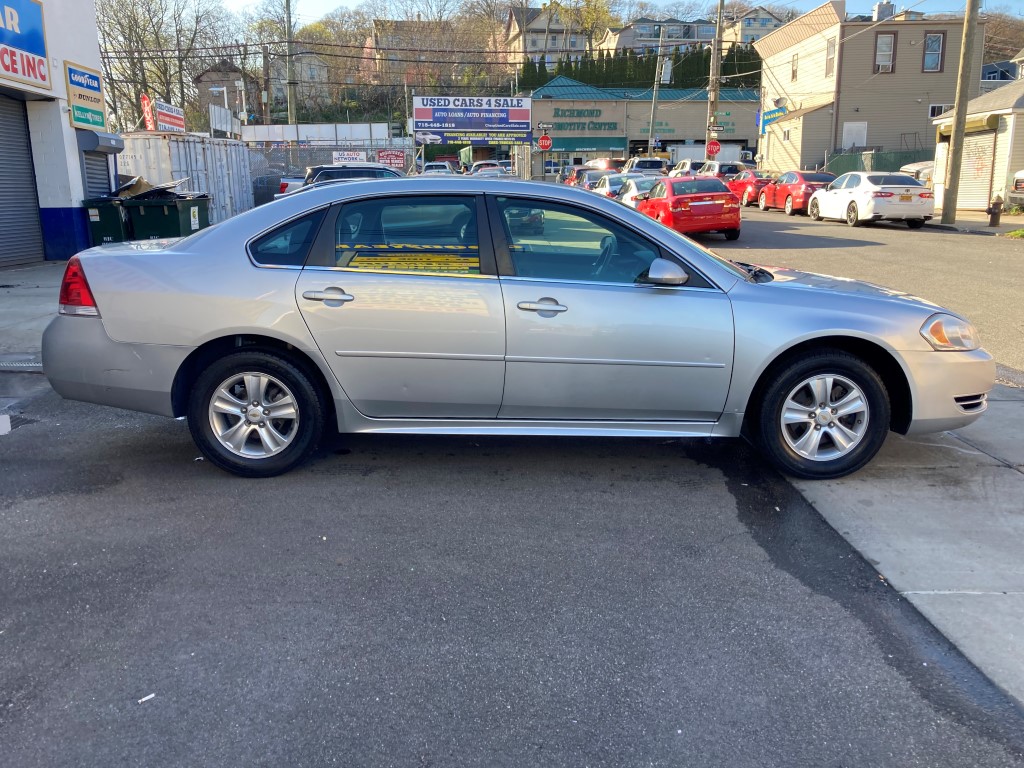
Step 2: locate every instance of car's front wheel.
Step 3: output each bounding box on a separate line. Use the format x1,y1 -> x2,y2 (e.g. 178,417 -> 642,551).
187,351 -> 327,477
784,196 -> 795,216
741,189 -> 752,207
753,352 -> 890,479
758,191 -> 768,210
808,198 -> 821,221
846,202 -> 861,227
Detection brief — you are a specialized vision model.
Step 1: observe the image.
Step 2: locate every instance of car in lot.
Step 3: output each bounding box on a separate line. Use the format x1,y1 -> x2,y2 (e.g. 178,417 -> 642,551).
1008,170 -> 1024,209
421,161 -> 456,175
44,178 -> 994,480
415,131 -> 443,144
759,171 -> 836,215
504,205 -> 544,234
614,176 -> 665,208
558,165 -> 586,184
636,176 -> 741,240
579,169 -> 617,190
274,163 -> 405,198
726,170 -> 773,207
808,172 -> 934,227
696,161 -> 748,180
564,166 -> 591,186
470,160 -> 501,174
591,172 -> 647,198
585,157 -> 627,171
668,158 -> 701,177
622,157 -> 671,176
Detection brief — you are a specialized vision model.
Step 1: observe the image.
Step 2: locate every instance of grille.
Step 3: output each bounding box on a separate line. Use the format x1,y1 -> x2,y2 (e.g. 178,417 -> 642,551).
954,393 -> 987,412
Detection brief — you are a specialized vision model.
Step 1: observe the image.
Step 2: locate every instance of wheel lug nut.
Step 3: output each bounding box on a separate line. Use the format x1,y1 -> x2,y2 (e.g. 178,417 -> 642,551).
263,409 -> 270,415
828,422 -> 835,428
815,425 -> 822,430
831,408 -> 837,414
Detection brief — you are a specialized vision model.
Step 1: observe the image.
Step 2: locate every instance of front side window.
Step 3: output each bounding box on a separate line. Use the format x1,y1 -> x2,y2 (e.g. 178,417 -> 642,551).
831,174 -> 850,189
846,175 -> 862,189
329,195 -> 482,275
249,209 -> 326,267
875,32 -> 895,73
494,197 -> 666,285
923,32 -> 944,72
649,182 -> 667,199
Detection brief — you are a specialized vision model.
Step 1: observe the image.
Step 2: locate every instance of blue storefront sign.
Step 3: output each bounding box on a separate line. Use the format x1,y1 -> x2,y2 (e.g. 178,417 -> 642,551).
413,96 -> 532,145
759,106 -> 788,135
0,0 -> 50,90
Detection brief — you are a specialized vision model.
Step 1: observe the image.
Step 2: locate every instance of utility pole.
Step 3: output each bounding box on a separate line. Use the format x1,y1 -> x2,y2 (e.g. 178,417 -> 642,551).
646,24 -> 666,156
285,0 -> 297,127
705,0 -> 726,160
262,44 -> 271,125
941,0 -> 980,225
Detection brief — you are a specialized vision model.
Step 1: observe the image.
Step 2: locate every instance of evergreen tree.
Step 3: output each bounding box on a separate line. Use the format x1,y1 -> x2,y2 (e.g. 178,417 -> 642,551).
521,56 -> 537,90
537,56 -> 550,85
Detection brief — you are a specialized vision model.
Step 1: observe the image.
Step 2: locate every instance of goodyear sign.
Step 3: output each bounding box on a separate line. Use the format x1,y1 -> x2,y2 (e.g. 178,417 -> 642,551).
0,0 -> 49,90
65,62 -> 106,130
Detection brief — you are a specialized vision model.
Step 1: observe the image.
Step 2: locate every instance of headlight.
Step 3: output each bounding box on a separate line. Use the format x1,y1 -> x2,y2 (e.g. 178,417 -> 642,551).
920,313 -> 980,351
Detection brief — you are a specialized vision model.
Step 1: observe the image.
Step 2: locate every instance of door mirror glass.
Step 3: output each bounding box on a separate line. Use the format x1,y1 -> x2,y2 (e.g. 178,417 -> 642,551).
635,192 -> 650,201
645,257 -> 689,286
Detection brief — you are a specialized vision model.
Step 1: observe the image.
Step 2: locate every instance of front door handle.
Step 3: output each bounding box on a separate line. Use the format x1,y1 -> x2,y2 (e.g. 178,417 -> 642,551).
517,300 -> 568,314
303,288 -> 354,303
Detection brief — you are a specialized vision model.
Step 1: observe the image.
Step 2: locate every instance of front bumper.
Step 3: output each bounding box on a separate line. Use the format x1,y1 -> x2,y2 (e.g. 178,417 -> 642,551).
42,315 -> 191,418
902,348 -> 996,435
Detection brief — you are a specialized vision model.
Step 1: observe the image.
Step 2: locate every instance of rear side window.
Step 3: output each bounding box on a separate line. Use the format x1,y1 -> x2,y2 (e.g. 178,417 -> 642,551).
802,173 -> 835,183
249,209 -> 326,267
670,179 -> 729,194
867,174 -> 922,186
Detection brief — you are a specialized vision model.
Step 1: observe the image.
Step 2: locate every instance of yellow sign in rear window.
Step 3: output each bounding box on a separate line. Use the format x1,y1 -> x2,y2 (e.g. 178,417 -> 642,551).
338,243 -> 480,274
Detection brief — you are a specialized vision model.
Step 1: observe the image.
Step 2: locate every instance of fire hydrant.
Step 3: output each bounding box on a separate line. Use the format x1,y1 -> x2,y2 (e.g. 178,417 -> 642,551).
986,196 -> 1004,227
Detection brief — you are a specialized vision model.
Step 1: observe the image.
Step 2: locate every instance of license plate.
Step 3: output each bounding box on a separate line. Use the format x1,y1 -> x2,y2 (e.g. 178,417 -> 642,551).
899,194 -> 912,202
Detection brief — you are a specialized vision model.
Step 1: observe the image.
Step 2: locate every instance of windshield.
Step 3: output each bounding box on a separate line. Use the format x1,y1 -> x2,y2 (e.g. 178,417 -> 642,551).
868,174 -> 922,186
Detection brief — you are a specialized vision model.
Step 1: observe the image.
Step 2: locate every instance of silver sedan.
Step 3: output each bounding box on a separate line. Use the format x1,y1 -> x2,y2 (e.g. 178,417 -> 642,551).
44,178 -> 994,478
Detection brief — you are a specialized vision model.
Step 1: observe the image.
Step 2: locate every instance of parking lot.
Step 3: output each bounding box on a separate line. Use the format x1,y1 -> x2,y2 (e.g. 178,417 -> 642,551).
2,210 -> 1024,766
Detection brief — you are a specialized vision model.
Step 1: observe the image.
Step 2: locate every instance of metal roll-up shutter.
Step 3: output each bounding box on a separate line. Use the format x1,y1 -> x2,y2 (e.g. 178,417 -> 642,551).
82,151 -> 111,198
957,130 -> 996,210
0,95 -> 44,267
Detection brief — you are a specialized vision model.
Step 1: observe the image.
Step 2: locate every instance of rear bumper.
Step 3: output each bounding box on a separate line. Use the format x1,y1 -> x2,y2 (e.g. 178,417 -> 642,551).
42,315 -> 191,418
902,348 -> 996,435
865,199 -> 935,221
669,211 -> 741,233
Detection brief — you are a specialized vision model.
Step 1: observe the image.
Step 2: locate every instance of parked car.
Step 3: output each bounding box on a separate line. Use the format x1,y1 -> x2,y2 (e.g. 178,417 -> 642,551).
808,172 -> 934,227
579,169 -> 616,190
1009,170 -> 1024,209
636,176 -> 741,240
726,170 -> 773,207
615,176 -> 665,208
422,161 -> 456,174
44,177 -> 993,480
668,158 -> 701,177
591,172 -> 647,198
696,161 -> 748,180
899,161 -> 934,185
558,165 -> 587,184
275,163 -> 404,199
759,171 -> 837,215
623,157 -> 671,176
585,157 -> 628,171
565,167 -> 592,186
470,160 -> 501,174
504,205 -> 544,234
498,160 -> 514,174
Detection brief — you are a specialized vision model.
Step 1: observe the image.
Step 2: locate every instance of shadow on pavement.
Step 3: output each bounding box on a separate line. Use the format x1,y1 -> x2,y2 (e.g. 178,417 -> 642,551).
692,214 -> 886,251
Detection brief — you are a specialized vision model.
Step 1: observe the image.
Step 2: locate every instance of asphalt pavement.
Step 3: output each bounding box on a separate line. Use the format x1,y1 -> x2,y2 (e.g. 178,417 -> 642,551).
2,217 -> 1024,765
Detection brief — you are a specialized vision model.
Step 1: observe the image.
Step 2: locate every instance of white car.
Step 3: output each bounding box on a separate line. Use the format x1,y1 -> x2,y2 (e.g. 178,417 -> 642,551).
415,131 -> 443,145
591,172 -> 647,198
615,176 -> 666,208
808,171 -> 935,228
668,159 -> 700,177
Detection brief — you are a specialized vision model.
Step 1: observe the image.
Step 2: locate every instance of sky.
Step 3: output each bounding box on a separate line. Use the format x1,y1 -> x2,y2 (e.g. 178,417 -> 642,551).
221,1 -> 1001,26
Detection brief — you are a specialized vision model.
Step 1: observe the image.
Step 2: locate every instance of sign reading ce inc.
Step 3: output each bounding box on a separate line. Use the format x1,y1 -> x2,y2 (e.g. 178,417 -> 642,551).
0,0 -> 50,91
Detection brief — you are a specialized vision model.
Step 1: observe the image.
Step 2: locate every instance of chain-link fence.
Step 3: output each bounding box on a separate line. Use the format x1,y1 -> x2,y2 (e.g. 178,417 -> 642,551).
825,148 -> 932,176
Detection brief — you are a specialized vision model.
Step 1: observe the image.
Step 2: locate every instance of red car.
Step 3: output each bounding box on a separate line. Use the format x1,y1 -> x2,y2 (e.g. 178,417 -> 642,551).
758,170 -> 837,215
726,170 -> 773,207
636,176 -> 741,240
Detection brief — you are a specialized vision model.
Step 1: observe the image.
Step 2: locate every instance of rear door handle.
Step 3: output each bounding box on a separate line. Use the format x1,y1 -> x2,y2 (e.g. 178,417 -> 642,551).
517,301 -> 567,313
303,288 -> 354,303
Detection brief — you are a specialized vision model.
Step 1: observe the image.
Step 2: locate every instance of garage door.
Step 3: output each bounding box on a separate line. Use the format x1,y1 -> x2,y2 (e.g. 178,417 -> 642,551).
0,95 -> 44,267
957,130 -> 996,210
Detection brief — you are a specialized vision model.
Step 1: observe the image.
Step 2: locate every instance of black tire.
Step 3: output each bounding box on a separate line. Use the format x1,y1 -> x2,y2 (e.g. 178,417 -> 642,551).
758,191 -> 768,211
808,198 -> 821,221
187,351 -> 327,477
784,196 -> 796,216
846,202 -> 861,227
753,351 -> 890,480
741,189 -> 752,207
723,228 -> 740,241
906,218 -> 925,229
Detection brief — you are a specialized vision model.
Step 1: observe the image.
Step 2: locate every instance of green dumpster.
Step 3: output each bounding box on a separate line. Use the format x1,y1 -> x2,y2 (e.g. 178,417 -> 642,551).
122,194 -> 211,239
83,198 -> 129,246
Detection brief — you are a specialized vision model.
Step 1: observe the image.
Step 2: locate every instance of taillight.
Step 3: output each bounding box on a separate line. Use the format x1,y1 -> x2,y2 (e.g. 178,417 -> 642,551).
723,195 -> 740,209
279,182 -> 288,194
872,191 -> 895,198
669,199 -> 689,212
919,192 -> 934,199
58,256 -> 100,317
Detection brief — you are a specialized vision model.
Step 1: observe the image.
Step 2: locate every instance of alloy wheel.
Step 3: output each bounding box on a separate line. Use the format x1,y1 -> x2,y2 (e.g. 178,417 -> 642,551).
779,374 -> 869,461
208,371 -> 300,458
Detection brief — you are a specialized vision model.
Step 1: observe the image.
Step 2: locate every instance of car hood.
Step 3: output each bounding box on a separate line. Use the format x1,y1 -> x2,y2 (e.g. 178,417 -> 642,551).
754,264 -> 942,310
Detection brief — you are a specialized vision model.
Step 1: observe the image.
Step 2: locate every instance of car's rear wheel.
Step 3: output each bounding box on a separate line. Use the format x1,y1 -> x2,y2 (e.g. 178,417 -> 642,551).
754,352 -> 890,480
846,202 -> 861,227
906,218 -> 925,229
758,191 -> 768,210
784,196 -> 795,216
808,198 -> 821,221
187,351 -> 326,477
723,228 -> 740,241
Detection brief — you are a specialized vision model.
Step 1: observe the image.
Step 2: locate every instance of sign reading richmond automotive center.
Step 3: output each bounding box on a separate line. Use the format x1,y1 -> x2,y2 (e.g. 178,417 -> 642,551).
0,0 -> 50,90
65,62 -> 106,130
413,96 -> 531,145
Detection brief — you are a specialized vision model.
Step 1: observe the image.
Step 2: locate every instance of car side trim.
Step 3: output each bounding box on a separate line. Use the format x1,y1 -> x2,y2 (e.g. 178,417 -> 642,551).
505,355 -> 726,368
335,350 -> 504,362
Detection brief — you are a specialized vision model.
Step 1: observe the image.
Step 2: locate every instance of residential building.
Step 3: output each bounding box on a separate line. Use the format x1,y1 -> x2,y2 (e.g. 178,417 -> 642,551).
269,52 -> 331,110
594,18 -> 717,57
194,60 -> 252,124
722,7 -> 785,47
1014,48 -> 1024,78
506,6 -> 583,69
753,0 -> 984,171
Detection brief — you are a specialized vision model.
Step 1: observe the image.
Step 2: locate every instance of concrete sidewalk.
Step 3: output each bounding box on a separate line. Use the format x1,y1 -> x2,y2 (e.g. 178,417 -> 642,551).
2,258 -> 1022,706
928,209 -> 1024,235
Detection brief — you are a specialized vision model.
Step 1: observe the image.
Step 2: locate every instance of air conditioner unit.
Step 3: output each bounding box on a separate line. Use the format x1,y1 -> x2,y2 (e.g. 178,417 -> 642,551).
877,63 -> 892,73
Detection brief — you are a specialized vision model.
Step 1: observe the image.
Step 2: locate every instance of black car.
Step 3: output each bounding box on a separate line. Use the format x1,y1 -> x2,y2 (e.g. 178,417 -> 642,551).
303,163 -> 405,185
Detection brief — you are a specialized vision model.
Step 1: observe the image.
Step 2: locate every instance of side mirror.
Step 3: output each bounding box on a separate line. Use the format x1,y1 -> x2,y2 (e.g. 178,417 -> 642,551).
635,192 -> 650,201
646,258 -> 689,286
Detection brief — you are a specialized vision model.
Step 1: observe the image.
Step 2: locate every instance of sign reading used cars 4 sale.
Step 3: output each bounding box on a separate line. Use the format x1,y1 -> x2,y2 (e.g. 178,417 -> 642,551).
0,0 -> 51,90
65,62 -> 106,130
413,96 -> 531,146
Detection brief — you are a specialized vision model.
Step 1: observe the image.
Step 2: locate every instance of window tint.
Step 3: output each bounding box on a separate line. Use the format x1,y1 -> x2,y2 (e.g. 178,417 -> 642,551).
331,195 -> 481,275
720,164 -> 742,175
867,174 -> 922,186
845,175 -> 862,189
832,174 -> 849,189
650,182 -> 666,198
249,209 -> 326,267
802,173 -> 835,183
670,179 -> 728,194
495,197 -> 664,285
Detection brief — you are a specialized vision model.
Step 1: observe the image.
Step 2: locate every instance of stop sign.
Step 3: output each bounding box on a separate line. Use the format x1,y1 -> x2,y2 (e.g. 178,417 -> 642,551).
538,134 -> 552,151
707,140 -> 722,157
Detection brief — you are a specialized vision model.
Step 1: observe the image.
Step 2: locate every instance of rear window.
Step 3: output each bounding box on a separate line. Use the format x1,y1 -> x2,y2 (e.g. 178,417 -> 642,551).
719,165 -> 743,175
802,173 -> 835,183
670,178 -> 729,195
867,174 -> 922,186
635,160 -> 666,169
